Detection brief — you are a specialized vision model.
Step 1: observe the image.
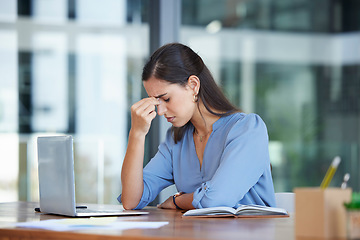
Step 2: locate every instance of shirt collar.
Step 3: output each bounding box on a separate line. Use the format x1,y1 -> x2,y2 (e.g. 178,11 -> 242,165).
212,112 -> 240,132
188,112 -> 239,134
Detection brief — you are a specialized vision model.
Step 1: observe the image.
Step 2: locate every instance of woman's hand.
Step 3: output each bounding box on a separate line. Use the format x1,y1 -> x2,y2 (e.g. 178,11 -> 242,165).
157,196 -> 176,209
130,97 -> 160,136
157,193 -> 195,210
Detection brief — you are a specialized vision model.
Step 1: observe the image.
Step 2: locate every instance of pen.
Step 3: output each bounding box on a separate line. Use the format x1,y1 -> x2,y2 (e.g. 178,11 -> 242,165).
341,173 -> 350,189
34,205 -> 87,212
320,156 -> 341,189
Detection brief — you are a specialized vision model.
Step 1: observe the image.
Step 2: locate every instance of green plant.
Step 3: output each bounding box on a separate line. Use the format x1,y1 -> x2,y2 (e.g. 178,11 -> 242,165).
344,192 -> 360,210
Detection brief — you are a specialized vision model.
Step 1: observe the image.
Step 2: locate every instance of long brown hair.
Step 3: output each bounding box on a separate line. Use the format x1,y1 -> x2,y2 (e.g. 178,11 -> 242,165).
142,43 -> 240,143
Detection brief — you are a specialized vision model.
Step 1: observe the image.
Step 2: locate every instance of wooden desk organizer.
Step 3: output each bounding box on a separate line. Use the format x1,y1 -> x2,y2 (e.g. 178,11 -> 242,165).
294,187 -> 352,238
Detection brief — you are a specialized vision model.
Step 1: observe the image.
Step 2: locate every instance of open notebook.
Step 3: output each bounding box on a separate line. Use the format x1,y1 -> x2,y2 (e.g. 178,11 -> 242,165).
37,135 -> 148,217
183,204 -> 289,218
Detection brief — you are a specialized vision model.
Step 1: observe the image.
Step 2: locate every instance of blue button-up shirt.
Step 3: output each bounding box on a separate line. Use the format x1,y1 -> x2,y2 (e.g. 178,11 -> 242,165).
118,112 -> 276,209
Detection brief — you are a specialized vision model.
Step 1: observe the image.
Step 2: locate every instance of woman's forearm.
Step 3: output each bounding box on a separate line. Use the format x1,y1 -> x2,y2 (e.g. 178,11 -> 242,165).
121,97 -> 159,209
121,130 -> 146,209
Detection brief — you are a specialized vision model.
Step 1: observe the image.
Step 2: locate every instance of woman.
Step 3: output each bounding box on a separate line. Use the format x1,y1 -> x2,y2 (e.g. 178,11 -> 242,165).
119,43 -> 276,210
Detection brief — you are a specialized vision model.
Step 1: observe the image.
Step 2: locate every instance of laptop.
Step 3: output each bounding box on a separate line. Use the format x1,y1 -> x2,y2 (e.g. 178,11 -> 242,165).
37,135 -> 148,217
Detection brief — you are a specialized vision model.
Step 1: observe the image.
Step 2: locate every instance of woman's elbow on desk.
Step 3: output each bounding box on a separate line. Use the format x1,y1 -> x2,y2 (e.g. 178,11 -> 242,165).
121,196 -> 140,210
123,202 -> 141,210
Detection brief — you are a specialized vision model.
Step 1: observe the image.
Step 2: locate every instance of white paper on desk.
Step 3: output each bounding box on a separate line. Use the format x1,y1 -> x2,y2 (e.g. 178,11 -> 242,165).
15,217 -> 168,231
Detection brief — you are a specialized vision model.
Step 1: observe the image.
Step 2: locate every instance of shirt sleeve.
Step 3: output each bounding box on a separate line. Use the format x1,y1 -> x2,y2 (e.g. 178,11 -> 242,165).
192,113 -> 273,208
127,129 -> 175,210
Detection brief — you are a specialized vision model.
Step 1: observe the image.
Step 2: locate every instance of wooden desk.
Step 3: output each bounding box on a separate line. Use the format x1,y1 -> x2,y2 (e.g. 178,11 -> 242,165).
0,202 -> 295,240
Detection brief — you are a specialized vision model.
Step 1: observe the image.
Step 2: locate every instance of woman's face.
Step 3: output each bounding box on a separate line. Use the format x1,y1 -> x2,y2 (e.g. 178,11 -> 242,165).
143,76 -> 197,127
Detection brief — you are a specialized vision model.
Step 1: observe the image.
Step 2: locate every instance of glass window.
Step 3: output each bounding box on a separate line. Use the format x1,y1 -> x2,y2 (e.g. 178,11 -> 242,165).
181,0 -> 360,192
1,0 -> 359,205
0,0 -> 149,203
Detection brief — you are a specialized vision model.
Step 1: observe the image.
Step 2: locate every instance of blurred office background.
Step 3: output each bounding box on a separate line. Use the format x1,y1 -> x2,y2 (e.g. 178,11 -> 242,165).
0,0 -> 359,204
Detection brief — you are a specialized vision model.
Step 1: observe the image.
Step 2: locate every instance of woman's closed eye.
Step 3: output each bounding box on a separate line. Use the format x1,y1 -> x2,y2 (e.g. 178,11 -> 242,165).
163,98 -> 170,102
